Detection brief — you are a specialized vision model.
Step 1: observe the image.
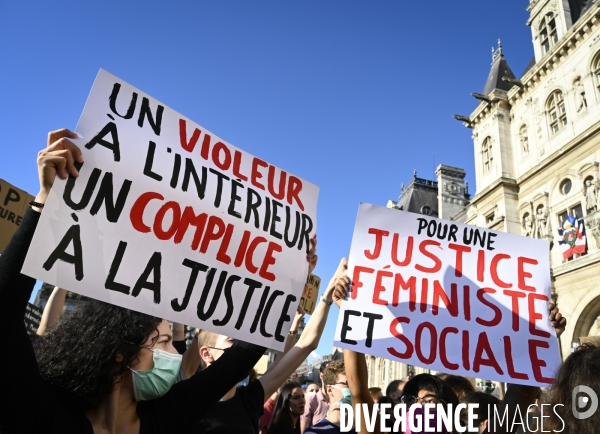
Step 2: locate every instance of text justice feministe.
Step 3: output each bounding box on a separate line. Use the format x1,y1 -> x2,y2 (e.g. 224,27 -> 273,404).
337,216 -> 553,384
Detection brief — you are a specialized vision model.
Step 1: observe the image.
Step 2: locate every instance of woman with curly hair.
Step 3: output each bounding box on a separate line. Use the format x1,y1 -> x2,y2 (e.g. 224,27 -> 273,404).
0,129 -> 266,433
268,382 -> 306,434
544,343 -> 600,433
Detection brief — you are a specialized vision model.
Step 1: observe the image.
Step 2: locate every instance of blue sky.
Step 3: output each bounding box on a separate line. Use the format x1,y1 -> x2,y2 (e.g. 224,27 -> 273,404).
1,1 -> 534,358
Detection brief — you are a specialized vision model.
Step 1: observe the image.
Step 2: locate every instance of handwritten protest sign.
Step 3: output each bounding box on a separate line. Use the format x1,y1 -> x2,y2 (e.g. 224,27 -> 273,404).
334,203 -> 560,387
24,303 -> 43,336
22,69 -> 318,350
0,178 -> 35,254
299,273 -> 320,314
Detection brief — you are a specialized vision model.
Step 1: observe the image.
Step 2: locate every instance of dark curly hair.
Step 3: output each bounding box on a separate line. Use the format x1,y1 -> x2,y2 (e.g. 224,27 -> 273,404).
33,300 -> 161,411
546,343 -> 600,433
402,373 -> 459,407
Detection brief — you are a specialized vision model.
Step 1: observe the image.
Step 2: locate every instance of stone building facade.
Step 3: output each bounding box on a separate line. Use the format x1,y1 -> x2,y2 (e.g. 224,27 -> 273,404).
459,0 -> 600,359
371,0 -> 600,388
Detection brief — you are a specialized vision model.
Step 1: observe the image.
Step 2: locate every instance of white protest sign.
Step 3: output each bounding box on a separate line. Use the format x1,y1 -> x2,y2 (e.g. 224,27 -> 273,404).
334,203 -> 560,387
22,69 -> 318,350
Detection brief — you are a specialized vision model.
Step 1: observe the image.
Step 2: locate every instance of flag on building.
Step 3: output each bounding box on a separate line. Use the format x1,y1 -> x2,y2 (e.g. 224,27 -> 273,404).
558,215 -> 587,260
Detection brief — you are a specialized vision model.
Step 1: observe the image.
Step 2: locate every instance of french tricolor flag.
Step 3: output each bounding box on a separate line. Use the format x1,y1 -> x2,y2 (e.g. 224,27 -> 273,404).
558,215 -> 587,260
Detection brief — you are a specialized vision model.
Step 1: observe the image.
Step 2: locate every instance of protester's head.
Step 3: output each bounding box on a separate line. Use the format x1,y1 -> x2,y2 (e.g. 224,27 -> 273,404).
269,382 -> 305,432
442,375 -> 476,402
197,331 -> 234,367
248,368 -> 258,383
33,300 -> 173,411
386,379 -> 405,404
369,387 -> 383,403
546,343 -> 600,433
402,374 -> 459,408
318,360 -> 331,387
305,382 -> 320,395
460,391 -> 501,433
322,360 -> 347,404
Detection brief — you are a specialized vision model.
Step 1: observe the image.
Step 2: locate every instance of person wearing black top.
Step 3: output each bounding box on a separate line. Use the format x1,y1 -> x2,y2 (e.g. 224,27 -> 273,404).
267,382 -> 305,434
0,129 -> 265,434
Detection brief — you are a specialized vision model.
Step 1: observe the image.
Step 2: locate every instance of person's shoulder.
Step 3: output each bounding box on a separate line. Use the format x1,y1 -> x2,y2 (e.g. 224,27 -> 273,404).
305,419 -> 343,433
240,379 -> 264,399
237,381 -> 265,415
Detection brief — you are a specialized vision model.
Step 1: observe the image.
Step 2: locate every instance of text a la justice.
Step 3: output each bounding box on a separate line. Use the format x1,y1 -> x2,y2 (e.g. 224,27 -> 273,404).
337,219 -> 554,384
45,216 -> 298,342
66,122 -> 315,284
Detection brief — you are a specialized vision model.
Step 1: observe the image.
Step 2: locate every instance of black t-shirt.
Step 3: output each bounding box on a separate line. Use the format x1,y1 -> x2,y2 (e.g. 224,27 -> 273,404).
194,380 -> 265,434
268,419 -> 301,434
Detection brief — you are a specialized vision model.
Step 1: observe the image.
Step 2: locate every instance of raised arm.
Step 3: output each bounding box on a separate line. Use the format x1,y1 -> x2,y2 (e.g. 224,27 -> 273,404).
342,350 -> 378,434
267,307 -> 305,375
258,258 -> 349,398
0,129 -> 82,433
181,332 -> 201,379
158,338 -> 266,432
36,286 -> 68,335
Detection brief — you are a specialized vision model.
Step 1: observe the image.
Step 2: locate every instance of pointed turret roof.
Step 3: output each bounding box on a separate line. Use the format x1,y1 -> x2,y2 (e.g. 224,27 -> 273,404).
482,40 -> 516,95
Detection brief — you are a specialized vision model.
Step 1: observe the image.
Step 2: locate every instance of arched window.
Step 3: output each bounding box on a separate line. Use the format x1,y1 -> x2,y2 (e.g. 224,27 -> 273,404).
592,53 -> 600,89
519,124 -> 529,153
482,137 -> 493,173
539,13 -> 558,55
547,91 -> 567,134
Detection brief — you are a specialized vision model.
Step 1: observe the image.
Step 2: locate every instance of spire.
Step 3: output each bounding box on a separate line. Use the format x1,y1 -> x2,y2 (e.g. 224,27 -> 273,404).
482,39 -> 516,95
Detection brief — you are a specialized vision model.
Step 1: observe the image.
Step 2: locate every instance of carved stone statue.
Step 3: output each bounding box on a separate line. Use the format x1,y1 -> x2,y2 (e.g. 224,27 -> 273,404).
522,213 -> 534,237
585,179 -> 598,213
576,80 -> 587,112
535,207 -> 549,239
520,129 -> 529,153
586,218 -> 600,250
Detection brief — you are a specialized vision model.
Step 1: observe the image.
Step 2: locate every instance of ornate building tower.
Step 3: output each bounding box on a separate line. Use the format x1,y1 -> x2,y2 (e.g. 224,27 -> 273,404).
455,0 -> 600,357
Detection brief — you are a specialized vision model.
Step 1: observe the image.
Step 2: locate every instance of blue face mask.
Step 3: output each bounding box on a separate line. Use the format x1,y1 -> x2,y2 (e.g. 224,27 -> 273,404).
130,349 -> 182,401
333,385 -> 352,406
237,376 -> 250,387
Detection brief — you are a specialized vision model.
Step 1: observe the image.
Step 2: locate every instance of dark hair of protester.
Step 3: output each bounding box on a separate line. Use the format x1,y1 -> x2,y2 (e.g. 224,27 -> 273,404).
402,374 -> 460,407
442,375 -> 476,402
385,379 -> 403,398
546,343 -> 600,433
369,386 -> 383,402
33,301 -> 161,410
268,382 -> 304,434
460,392 -> 501,429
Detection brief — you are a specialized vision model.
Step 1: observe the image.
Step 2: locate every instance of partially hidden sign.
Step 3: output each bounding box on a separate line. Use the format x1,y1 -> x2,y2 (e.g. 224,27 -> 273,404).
24,303 -> 43,336
300,273 -> 321,314
0,178 -> 35,254
334,203 -> 560,387
22,69 -> 318,351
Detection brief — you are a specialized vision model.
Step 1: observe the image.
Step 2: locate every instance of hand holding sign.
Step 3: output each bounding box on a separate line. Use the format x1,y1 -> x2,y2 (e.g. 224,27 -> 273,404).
549,303 -> 566,337
307,235 -> 318,276
327,258 -> 349,308
35,129 -> 82,204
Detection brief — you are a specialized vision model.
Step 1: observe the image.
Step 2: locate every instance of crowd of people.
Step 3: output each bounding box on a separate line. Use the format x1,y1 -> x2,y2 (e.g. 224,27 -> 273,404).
0,129 -> 598,433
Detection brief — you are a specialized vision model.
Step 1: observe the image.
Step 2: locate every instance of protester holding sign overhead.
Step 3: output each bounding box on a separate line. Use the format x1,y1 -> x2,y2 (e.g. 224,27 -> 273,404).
0,130 -> 266,434
22,70 -> 320,352
194,258 -> 350,434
